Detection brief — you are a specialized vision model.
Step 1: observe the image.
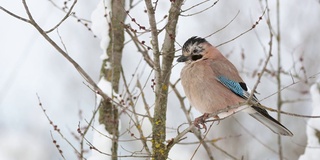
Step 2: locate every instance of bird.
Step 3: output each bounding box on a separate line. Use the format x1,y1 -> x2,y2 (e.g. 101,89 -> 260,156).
177,36 -> 293,136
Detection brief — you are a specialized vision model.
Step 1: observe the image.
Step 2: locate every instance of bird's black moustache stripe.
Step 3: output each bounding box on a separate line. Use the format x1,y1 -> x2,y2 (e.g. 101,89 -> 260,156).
191,55 -> 203,61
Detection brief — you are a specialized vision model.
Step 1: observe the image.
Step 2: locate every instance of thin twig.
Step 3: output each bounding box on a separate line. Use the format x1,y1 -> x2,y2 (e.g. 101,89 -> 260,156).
259,72 -> 320,102
258,103 -> 320,118
21,0 -> 113,104
190,122 -> 215,160
216,7 -> 267,47
50,131 -> 66,160
180,0 -> 219,17
244,7 -> 271,106
125,27 -> 155,68
56,28 -> 68,54
48,0 -> 91,22
36,93 -> 82,157
0,6 -> 30,22
233,117 -> 280,155
46,0 -> 77,33
137,79 -> 153,122
205,10 -> 240,39
120,68 -> 152,155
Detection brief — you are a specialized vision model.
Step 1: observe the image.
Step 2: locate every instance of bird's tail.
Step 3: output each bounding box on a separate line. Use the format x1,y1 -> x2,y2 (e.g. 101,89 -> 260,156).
247,106 -> 293,136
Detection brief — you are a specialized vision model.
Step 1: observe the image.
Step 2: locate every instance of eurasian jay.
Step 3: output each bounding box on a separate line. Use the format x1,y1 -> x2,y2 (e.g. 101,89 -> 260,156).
177,36 -> 293,136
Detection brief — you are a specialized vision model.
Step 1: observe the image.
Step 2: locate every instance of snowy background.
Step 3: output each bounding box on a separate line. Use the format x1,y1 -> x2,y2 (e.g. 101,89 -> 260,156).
1,0 -> 320,159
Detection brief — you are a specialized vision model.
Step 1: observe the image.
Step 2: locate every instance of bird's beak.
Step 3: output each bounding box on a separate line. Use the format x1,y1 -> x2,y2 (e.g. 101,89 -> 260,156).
177,55 -> 188,62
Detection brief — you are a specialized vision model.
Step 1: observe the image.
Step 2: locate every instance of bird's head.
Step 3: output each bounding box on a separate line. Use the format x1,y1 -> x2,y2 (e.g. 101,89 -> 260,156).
177,36 -> 209,63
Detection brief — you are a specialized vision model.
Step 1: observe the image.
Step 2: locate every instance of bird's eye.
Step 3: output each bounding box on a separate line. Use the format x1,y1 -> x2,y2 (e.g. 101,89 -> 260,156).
192,49 -> 198,54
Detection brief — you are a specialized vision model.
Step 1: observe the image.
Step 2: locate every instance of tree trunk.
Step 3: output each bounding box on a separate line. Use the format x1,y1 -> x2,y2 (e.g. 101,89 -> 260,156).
98,0 -> 126,159
147,1 -> 184,159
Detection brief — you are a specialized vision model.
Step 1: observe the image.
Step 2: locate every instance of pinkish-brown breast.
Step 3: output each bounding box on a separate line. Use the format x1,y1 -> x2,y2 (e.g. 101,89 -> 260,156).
180,58 -> 245,114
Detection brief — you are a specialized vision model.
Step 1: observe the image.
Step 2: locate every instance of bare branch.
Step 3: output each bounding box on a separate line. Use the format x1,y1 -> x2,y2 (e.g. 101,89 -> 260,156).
216,7 -> 266,47
120,69 -> 152,155
50,131 -> 66,160
20,0 -> 112,103
144,0 -> 160,72
46,0 -> 78,33
243,7 -> 271,106
36,93 -> 82,157
0,6 -> 30,23
205,10 -> 240,39
234,118 -> 280,155
180,0 -> 219,17
125,28 -> 155,69
259,72 -> 320,102
56,28 -> 68,54
137,79 -> 153,122
48,0 -> 91,22
258,104 -> 320,118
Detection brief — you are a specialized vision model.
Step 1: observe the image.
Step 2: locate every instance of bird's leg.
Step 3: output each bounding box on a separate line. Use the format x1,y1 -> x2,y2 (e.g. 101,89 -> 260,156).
194,113 -> 210,132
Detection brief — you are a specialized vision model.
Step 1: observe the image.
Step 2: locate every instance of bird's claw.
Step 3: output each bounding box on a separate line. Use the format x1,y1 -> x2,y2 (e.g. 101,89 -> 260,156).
214,115 -> 221,125
194,113 -> 209,132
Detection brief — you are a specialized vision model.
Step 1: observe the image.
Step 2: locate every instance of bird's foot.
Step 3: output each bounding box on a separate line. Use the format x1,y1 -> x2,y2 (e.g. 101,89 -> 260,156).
194,113 -> 209,132
214,115 -> 221,125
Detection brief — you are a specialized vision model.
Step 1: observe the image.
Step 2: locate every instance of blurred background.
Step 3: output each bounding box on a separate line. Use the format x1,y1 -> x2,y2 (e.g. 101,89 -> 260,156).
1,0 -> 320,159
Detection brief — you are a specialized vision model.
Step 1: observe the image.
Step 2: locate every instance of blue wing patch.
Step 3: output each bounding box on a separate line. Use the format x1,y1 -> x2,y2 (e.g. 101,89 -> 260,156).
217,76 -> 245,97
216,76 -> 260,103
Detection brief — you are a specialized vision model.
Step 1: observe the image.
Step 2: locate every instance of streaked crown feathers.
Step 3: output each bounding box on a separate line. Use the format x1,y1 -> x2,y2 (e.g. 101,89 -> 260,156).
182,36 -> 207,53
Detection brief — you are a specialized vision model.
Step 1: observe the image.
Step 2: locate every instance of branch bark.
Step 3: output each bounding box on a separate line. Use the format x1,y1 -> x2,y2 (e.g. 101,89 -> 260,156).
98,0 -> 126,159
144,0 -> 184,159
